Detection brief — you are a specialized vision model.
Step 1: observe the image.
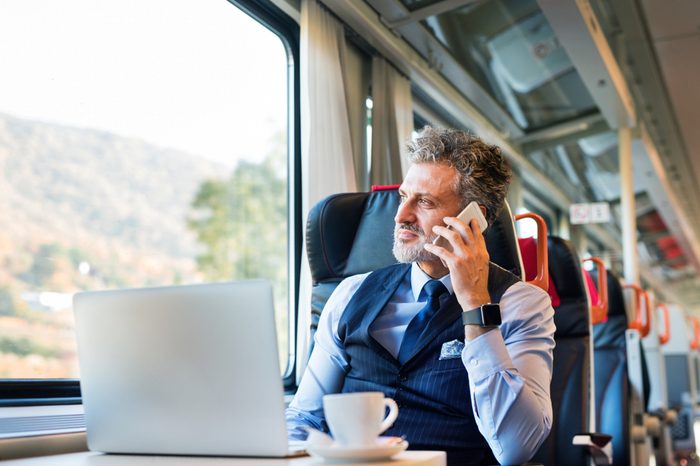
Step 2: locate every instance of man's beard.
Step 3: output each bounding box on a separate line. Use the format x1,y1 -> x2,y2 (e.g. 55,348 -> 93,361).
392,223 -> 438,263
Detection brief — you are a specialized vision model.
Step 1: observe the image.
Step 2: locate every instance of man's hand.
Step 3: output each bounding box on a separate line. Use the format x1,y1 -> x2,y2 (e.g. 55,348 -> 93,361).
424,216 -> 494,341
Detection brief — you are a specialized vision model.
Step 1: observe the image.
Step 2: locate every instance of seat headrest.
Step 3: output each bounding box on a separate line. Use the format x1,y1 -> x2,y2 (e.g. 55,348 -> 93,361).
306,189 -> 522,283
306,191 -> 399,283
583,269 -> 599,305
344,190 -> 401,276
548,236 -> 587,300
519,236 -> 559,306
547,236 -> 590,337
594,269 -> 626,319
484,202 -> 523,279
592,269 -> 629,350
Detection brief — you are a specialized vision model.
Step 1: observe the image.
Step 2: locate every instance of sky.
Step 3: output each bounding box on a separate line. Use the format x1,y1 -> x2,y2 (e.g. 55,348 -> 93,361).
0,0 -> 289,168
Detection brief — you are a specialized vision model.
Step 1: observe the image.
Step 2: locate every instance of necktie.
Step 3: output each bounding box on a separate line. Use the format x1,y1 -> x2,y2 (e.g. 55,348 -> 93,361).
398,280 -> 448,364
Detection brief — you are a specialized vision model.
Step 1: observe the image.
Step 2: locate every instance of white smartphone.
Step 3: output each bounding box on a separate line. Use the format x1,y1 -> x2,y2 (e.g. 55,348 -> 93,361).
432,201 -> 488,251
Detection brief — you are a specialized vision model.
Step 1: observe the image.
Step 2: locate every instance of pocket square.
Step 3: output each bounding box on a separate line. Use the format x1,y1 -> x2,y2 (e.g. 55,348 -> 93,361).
439,339 -> 465,360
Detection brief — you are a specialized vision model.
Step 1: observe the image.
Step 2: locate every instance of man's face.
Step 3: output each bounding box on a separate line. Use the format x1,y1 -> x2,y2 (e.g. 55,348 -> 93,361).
393,162 -> 463,263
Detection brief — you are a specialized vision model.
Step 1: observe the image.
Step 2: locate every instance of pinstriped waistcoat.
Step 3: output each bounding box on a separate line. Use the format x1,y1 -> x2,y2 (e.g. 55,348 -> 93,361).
337,263 -> 519,466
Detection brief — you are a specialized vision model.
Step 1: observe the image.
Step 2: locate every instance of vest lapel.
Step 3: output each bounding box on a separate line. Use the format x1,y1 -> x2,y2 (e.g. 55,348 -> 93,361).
352,264 -> 411,364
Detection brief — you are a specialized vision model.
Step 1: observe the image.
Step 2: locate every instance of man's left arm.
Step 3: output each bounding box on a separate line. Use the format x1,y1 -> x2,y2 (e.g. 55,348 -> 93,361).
462,282 -> 555,465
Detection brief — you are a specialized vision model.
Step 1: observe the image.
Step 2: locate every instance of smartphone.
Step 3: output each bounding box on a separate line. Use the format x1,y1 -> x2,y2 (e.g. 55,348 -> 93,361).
432,201 -> 488,251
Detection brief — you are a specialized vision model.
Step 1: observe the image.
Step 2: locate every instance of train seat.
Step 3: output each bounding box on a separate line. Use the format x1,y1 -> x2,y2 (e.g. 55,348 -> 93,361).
592,269 -> 631,466
662,304 -> 698,458
305,188 -> 543,464
306,187 -> 400,337
306,187 -> 523,343
528,236 -> 611,466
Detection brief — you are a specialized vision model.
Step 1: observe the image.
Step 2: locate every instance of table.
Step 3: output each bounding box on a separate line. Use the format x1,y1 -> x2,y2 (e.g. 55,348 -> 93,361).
1,451 -> 446,465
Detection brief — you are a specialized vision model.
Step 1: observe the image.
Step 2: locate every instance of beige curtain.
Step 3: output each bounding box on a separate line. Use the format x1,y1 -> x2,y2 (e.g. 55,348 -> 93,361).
297,0 -> 360,379
342,42 -> 372,190
370,56 -> 414,186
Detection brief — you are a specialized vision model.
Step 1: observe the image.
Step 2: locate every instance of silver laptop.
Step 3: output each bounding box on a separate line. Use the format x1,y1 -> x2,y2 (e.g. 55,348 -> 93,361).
73,280 -> 304,457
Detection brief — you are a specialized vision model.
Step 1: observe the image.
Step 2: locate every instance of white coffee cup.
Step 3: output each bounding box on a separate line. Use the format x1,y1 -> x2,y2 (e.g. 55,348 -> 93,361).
323,391 -> 399,447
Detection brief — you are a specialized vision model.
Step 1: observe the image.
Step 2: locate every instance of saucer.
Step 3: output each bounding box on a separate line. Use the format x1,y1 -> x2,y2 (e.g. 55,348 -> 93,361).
307,437 -> 409,463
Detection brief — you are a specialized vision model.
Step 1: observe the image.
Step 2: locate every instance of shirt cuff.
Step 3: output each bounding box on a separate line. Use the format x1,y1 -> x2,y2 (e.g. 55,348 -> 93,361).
461,329 -> 513,381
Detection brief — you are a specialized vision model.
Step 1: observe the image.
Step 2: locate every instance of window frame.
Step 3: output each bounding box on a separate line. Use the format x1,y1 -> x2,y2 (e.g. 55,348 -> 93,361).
522,188 -> 557,235
0,0 -> 301,406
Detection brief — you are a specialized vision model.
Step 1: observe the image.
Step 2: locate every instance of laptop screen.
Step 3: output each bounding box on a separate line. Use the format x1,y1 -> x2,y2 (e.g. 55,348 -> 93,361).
73,280 -> 292,456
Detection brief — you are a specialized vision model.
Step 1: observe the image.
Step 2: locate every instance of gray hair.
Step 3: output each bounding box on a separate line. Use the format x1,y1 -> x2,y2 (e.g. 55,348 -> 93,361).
406,126 -> 512,224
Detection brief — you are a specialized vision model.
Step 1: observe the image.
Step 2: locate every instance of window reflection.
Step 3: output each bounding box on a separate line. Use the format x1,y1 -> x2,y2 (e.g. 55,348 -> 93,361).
408,0 -> 597,129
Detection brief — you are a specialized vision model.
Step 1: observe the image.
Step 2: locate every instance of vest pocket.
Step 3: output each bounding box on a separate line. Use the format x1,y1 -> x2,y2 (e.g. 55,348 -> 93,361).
430,357 -> 467,373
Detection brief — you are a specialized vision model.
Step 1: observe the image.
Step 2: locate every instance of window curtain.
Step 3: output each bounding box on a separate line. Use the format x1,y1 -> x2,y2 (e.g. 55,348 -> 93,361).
297,0 -> 358,379
370,56 -> 414,185
342,42 -> 372,191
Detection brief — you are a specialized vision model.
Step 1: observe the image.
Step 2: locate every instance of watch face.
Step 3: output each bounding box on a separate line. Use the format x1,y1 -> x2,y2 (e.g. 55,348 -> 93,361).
481,304 -> 502,326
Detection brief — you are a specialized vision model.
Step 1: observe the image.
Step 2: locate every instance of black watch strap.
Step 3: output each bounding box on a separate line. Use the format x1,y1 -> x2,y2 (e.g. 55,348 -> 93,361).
462,303 -> 502,327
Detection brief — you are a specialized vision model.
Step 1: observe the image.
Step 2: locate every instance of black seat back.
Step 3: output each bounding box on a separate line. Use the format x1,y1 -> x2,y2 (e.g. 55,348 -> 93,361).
306,189 -> 400,337
532,236 -> 591,466
484,201 -> 523,279
592,269 -> 630,466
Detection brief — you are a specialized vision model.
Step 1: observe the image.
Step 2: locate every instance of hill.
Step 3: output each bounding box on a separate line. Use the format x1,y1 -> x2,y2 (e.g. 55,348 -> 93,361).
0,112 -> 228,292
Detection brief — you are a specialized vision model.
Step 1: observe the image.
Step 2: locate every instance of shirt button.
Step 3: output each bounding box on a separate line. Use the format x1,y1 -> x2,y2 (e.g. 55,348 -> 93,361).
470,359 -> 479,367
398,374 -> 408,382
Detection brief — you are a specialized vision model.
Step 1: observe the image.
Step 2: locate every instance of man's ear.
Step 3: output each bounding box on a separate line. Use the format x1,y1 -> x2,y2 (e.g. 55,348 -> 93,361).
479,205 -> 487,218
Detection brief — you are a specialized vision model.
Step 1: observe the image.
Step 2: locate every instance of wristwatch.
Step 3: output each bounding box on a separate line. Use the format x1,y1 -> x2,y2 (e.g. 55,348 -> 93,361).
462,303 -> 501,327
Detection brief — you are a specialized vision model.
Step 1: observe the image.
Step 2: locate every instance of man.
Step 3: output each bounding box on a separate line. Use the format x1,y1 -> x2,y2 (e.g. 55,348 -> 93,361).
287,126 -> 555,465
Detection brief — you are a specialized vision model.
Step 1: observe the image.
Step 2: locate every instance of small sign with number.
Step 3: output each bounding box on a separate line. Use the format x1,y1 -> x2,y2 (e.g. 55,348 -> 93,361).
589,202 -> 611,223
570,202 -> 610,225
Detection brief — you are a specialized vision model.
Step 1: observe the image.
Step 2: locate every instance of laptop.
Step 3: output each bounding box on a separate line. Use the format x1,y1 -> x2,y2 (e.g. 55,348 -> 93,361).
73,280 -> 305,457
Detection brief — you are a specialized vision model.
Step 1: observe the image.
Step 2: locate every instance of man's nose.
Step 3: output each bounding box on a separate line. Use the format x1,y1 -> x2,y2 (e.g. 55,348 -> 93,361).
394,200 -> 415,225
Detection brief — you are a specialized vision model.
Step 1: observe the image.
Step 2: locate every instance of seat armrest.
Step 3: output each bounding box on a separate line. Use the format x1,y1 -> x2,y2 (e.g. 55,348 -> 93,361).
489,463 -> 543,466
573,432 -> 613,465
665,408 -> 678,425
644,413 -> 661,436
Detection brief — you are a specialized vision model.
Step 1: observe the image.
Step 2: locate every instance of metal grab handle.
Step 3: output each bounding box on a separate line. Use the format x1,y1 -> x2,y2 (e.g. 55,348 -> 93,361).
583,257 -> 608,325
656,303 -> 671,345
640,290 -> 652,338
623,284 -> 651,337
690,317 -> 700,350
514,213 -> 549,292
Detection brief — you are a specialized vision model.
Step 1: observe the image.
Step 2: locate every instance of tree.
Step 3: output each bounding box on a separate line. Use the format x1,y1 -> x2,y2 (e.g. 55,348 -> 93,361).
188,180 -> 236,279
187,134 -> 290,362
27,243 -> 61,286
187,146 -> 287,288
0,287 -> 17,317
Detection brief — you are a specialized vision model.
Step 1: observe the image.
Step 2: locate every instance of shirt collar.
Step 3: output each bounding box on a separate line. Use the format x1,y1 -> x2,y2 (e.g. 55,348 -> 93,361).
410,262 -> 453,301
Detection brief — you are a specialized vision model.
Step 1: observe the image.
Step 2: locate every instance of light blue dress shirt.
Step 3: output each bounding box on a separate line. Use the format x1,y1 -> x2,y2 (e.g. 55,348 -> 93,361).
287,262 -> 555,465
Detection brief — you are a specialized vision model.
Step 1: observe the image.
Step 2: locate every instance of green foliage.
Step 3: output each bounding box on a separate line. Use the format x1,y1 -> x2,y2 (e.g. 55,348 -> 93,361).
188,181 -> 236,278
67,247 -> 89,268
0,336 -> 61,358
27,243 -> 61,286
187,147 -> 287,290
0,287 -> 17,317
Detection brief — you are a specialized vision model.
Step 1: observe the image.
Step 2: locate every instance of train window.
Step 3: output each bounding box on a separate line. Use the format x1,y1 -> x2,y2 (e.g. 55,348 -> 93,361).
412,92 -> 469,133
522,184 -> 556,226
0,0 -> 298,399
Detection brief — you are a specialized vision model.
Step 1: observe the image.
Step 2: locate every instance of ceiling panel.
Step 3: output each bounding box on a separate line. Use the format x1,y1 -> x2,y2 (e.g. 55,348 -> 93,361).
641,0 -> 700,38
647,35 -> 700,197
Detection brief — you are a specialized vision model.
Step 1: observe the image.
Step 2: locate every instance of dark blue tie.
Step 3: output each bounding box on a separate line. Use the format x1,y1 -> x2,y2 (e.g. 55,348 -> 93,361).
398,280 -> 448,364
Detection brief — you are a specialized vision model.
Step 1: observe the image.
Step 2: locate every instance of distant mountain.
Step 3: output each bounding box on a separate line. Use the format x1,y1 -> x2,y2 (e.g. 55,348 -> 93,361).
0,112 -> 229,289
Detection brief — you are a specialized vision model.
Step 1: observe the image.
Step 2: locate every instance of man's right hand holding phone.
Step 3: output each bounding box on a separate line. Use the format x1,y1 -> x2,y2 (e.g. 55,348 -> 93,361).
424,202 -> 493,340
